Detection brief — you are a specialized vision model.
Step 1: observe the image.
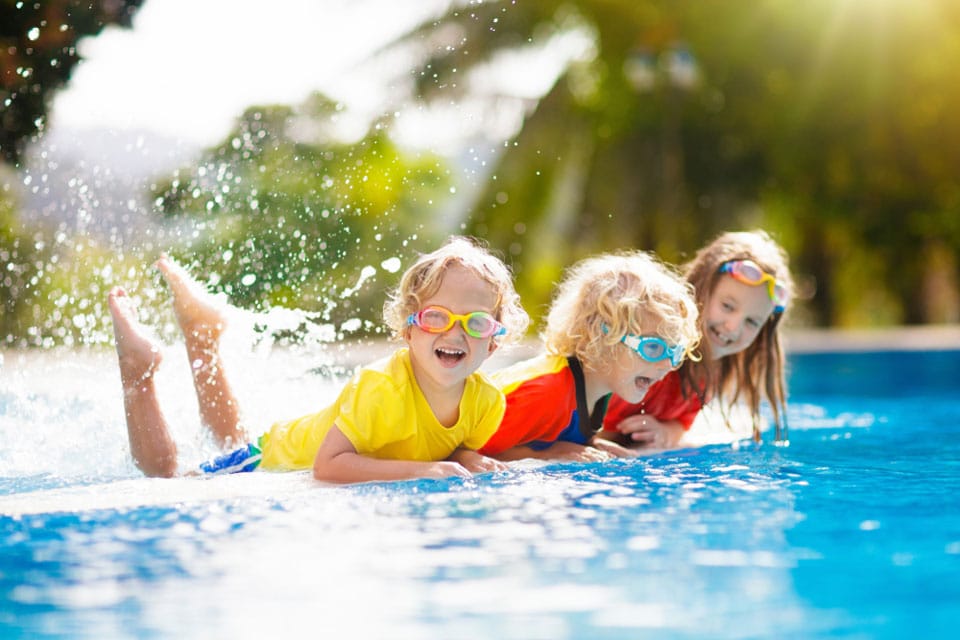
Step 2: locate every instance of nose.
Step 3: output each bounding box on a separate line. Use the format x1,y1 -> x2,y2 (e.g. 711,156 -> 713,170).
721,315 -> 743,341
443,321 -> 468,339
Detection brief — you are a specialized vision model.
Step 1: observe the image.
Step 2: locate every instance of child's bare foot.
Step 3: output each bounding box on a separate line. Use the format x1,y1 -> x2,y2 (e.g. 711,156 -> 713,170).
108,287 -> 162,386
155,255 -> 227,342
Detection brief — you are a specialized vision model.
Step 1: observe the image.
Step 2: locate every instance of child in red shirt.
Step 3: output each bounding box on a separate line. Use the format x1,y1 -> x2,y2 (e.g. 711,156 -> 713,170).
599,230 -> 793,450
480,251 -> 700,461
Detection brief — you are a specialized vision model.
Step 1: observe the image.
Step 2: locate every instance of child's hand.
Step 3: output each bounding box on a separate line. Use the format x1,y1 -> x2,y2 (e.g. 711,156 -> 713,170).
616,414 -> 684,449
423,461 -> 473,479
590,437 -> 639,458
546,441 -> 612,462
447,449 -> 509,474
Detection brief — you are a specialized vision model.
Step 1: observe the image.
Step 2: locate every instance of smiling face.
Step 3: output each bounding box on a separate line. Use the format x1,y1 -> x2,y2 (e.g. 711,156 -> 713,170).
404,263 -> 500,396
702,275 -> 777,360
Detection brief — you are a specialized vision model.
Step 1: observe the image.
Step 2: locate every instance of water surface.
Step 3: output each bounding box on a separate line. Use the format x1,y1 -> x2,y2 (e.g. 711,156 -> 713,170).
1,347 -> 957,638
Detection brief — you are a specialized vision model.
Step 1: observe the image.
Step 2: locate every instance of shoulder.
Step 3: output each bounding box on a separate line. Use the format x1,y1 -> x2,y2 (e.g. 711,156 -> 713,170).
351,348 -> 413,388
461,369 -> 506,419
491,353 -> 571,394
338,349 -> 416,411
466,369 -> 501,399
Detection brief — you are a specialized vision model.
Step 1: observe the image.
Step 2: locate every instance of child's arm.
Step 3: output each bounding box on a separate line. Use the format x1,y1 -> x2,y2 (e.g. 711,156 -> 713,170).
447,448 -> 509,474
313,425 -> 472,484
493,441 -> 611,462
613,414 -> 685,450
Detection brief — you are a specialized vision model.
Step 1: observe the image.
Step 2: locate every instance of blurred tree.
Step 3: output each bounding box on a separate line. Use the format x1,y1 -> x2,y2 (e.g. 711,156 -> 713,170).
0,0 -> 145,164
1,163 -> 140,347
754,1 -> 960,325
151,94 -> 452,339
388,0 -> 960,326
1,0 -> 146,346
0,171 -> 38,342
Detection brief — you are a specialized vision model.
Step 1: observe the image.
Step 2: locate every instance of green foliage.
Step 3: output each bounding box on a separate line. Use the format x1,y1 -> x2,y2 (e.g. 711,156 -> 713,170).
0,0 -> 156,347
150,95 -> 452,337
0,176 -> 38,344
1,170 -> 141,347
393,0 -> 960,326
6,0 -> 960,342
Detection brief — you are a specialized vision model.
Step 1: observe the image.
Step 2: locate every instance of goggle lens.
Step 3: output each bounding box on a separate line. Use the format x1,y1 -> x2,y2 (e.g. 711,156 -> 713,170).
720,260 -> 788,311
408,306 -> 506,339
622,334 -> 686,368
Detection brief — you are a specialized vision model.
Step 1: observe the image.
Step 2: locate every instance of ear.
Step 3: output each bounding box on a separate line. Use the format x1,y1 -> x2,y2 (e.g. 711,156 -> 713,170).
487,339 -> 500,356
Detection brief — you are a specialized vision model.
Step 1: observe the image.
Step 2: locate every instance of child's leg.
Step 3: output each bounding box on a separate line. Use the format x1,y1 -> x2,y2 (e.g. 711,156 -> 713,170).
109,287 -> 179,477
156,256 -> 247,449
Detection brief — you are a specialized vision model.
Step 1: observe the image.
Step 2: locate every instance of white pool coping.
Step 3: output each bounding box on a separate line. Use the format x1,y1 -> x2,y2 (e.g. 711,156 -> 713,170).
783,324 -> 960,353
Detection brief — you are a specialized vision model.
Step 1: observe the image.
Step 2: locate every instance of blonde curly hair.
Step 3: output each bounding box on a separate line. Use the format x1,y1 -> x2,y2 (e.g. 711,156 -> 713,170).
543,251 -> 700,371
382,236 -> 529,343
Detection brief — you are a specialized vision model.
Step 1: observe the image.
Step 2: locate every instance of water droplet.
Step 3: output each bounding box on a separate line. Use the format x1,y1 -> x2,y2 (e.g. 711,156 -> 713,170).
381,257 -> 402,273
341,318 -> 362,333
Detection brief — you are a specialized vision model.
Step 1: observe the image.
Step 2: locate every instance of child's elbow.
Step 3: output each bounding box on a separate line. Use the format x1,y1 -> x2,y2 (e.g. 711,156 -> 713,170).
312,455 -> 345,483
312,459 -> 332,482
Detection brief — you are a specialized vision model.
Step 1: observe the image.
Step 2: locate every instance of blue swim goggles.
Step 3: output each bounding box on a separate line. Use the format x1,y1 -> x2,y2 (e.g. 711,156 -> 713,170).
603,324 -> 686,367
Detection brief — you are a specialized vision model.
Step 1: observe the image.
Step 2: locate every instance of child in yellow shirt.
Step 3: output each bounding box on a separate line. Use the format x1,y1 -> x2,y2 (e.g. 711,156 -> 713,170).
108,236 -> 529,484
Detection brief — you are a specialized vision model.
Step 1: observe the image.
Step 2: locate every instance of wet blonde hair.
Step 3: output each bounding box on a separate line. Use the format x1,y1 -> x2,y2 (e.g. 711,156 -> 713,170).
383,236 -> 529,343
543,251 -> 700,372
682,229 -> 793,442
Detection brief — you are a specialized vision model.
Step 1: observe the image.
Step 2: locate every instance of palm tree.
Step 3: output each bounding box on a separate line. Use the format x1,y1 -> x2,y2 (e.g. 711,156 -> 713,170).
382,0 -> 960,326
381,1 -> 771,310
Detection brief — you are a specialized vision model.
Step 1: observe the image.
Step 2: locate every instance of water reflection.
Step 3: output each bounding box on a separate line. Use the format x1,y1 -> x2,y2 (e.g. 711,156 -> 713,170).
2,351 -> 957,637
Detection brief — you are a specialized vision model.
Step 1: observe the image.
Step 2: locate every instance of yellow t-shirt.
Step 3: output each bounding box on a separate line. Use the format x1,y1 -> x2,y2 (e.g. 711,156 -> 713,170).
258,348 -> 505,471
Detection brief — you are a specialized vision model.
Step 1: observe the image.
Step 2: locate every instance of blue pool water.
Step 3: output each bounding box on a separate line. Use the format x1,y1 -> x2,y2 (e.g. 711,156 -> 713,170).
1,348 -> 959,638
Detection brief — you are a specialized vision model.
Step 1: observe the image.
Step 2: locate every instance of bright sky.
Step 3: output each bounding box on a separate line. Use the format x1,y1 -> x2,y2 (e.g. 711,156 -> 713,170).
51,0 -> 447,149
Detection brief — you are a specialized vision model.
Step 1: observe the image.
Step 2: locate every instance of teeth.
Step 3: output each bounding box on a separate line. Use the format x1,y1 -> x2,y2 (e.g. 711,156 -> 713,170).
436,347 -> 465,356
712,328 -> 731,344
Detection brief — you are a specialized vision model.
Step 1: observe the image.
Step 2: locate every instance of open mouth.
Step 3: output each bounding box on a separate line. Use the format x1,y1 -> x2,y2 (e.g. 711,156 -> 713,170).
634,375 -> 654,394
710,327 -> 733,346
435,346 -> 467,367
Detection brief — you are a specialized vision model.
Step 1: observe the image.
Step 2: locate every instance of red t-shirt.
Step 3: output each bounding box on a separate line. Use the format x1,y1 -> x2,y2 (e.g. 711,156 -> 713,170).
479,354 -> 580,455
602,369 -> 704,432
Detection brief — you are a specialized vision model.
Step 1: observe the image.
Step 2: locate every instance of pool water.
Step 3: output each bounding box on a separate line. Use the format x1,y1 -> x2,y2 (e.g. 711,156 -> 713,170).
1,348 -> 958,638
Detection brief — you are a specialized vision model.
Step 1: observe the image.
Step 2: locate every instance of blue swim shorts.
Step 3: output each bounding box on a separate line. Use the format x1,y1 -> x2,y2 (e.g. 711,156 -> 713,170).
199,441 -> 262,475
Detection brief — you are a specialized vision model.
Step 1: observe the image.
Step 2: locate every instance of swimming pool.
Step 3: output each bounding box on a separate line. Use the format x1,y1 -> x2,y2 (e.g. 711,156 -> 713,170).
1,346 -> 958,638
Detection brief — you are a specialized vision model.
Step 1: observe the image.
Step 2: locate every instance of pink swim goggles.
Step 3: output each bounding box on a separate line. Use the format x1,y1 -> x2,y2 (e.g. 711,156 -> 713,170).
719,260 -> 788,313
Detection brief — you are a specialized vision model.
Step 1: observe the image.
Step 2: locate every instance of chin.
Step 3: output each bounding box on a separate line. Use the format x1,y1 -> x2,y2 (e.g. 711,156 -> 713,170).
620,386 -> 649,405
707,340 -> 730,359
